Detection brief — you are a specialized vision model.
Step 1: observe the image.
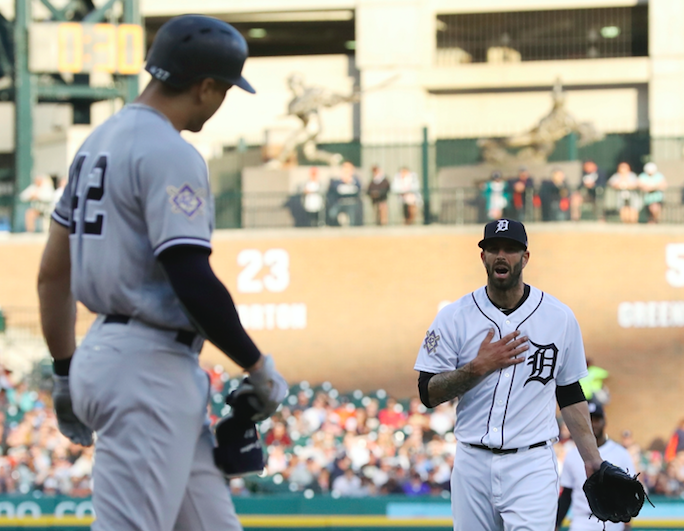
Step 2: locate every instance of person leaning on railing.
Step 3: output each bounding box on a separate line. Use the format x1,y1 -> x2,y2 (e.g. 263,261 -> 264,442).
608,162 -> 640,224
638,162 -> 667,224
570,160 -> 607,222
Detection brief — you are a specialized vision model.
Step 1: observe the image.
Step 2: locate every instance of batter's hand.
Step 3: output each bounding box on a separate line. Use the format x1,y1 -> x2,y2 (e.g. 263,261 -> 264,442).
472,329 -> 528,376
52,375 -> 93,447
246,355 -> 288,421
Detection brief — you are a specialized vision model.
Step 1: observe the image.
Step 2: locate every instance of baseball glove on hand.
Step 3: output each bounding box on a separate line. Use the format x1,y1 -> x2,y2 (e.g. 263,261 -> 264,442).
583,460 -> 652,524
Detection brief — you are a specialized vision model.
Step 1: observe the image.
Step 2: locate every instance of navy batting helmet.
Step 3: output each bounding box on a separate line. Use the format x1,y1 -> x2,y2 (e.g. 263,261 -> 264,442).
145,15 -> 255,93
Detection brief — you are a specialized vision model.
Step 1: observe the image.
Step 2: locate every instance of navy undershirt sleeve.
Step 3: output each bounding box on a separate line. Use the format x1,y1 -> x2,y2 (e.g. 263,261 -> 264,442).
556,381 -> 586,409
418,371 -> 437,408
158,245 -> 261,368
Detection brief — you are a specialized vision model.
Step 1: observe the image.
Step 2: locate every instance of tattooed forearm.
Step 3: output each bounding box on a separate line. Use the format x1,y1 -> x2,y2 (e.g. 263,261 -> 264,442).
427,362 -> 484,407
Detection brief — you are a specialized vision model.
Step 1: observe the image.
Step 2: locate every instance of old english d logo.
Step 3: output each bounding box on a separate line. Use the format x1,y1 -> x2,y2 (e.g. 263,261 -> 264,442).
524,341 -> 558,386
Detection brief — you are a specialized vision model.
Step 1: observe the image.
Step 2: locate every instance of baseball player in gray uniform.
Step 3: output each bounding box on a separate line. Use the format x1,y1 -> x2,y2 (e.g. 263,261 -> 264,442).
414,218 -> 603,531
37,15 -> 287,531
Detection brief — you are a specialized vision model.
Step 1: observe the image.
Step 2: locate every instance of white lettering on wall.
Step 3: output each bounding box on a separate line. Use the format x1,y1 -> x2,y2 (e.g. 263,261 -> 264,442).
666,243 -> 684,288
237,303 -> 307,331
618,301 -> 684,328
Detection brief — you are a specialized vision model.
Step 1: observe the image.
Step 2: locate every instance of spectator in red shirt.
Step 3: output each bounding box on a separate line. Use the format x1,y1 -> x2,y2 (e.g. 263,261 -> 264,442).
265,421 -> 292,447
378,397 -> 407,429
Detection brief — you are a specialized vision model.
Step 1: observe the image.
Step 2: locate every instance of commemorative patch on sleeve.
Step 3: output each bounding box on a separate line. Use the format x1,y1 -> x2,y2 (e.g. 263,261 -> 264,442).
423,329 -> 441,355
167,183 -> 207,219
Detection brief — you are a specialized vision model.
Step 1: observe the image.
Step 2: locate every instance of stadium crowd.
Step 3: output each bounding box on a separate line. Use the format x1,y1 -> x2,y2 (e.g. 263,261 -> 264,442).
0,361 -> 682,499
292,159 -> 671,227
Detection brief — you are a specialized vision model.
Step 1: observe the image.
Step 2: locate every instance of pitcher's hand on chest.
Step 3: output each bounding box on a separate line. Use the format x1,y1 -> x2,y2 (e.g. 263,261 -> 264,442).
471,329 -> 528,377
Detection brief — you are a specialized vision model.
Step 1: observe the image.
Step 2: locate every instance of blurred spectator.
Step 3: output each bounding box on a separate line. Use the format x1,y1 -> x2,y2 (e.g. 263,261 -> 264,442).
327,161 -> 363,226
378,397 -> 407,429
5,361 -> 684,501
608,162 -> 640,223
507,166 -> 534,221
403,471 -> 430,496
52,177 -> 68,212
367,165 -> 390,226
571,160 -> 607,221
301,167 -> 325,227
665,419 -> 684,463
391,167 -> 421,225
638,162 -> 667,224
428,402 -> 455,436
620,430 -> 644,473
332,467 -> 362,497
482,170 -> 509,220
229,477 -> 251,497
265,421 -> 292,447
579,358 -> 610,405
539,168 -> 571,222
307,467 -> 331,494
19,174 -> 54,233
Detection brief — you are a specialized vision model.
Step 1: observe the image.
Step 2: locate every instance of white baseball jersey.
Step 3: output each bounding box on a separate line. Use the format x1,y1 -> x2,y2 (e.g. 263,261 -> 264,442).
561,440 -> 636,531
52,104 -> 214,331
414,285 -> 588,449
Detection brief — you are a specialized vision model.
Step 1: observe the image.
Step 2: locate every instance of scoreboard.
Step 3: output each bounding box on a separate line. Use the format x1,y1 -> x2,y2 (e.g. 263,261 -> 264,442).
29,22 -> 144,75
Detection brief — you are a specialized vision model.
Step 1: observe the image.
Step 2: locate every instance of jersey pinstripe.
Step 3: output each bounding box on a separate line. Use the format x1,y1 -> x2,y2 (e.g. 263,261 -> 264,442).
414,285 -> 588,449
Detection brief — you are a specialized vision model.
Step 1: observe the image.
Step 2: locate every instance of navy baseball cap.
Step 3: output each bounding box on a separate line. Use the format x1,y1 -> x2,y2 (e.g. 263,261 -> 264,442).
588,401 -> 605,418
478,219 -> 528,250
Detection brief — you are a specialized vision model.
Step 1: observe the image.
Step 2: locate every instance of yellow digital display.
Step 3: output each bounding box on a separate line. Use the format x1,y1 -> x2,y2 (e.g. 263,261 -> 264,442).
29,22 -> 144,75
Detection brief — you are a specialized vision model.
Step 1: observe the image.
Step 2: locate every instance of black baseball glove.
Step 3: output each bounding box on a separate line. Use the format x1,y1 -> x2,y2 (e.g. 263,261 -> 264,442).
582,460 -> 652,524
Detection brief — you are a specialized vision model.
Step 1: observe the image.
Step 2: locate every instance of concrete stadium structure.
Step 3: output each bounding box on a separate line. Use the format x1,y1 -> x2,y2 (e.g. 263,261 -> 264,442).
0,0 -> 683,179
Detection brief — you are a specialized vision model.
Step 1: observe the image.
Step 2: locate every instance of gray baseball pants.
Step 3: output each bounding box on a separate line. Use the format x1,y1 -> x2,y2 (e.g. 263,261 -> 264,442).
70,316 -> 242,531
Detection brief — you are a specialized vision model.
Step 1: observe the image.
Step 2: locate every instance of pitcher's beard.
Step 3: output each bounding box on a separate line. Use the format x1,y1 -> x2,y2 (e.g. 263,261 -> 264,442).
486,260 -> 523,292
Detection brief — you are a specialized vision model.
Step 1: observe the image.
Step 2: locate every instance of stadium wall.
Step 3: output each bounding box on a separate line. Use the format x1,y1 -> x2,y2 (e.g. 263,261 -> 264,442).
0,224 -> 683,447
0,494 -> 680,530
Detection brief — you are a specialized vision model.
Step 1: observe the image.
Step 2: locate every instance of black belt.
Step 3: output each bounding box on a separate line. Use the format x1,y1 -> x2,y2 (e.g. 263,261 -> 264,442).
103,315 -> 197,347
469,440 -> 548,455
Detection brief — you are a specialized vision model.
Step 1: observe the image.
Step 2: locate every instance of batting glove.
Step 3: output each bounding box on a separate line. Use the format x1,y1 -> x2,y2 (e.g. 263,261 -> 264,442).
52,375 -> 93,447
246,355 -> 288,421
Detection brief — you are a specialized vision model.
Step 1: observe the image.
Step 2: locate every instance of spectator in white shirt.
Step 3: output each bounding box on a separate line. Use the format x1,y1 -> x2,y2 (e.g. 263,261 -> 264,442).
19,174 -> 54,232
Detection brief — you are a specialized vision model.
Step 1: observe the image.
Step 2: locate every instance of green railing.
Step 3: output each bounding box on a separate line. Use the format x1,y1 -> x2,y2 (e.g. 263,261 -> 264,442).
214,186 -> 684,229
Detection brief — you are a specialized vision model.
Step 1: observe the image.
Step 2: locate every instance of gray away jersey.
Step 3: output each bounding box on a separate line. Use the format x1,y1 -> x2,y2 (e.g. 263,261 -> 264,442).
52,104 -> 214,331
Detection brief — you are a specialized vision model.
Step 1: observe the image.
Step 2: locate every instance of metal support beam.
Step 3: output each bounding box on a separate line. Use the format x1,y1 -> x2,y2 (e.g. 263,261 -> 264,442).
11,0 -> 141,231
37,83 -> 125,101
13,0 -> 34,232
83,0 -> 119,22
421,126 -> 431,225
122,0 -> 139,102
37,0 -> 64,21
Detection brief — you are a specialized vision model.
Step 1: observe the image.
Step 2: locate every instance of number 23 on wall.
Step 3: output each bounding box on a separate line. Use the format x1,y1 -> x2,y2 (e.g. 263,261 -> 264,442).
237,249 -> 290,293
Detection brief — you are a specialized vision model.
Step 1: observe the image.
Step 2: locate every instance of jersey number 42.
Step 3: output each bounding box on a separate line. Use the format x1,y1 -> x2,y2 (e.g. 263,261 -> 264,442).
69,153 -> 108,237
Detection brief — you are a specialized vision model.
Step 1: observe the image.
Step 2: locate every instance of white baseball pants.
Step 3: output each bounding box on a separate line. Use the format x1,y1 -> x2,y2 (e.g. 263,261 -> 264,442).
70,316 -> 242,531
451,441 -> 559,531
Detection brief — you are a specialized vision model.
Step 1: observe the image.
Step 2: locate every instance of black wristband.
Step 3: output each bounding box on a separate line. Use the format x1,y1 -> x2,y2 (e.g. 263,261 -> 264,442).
53,357 -> 72,376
